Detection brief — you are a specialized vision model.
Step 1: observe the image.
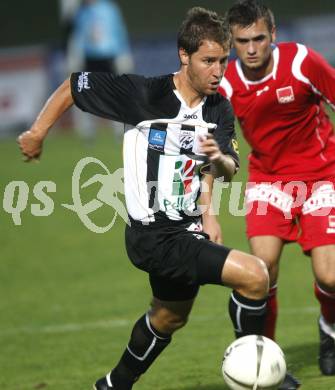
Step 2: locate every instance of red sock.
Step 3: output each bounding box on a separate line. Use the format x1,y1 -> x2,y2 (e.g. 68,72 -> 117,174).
314,282 -> 335,324
264,286 -> 278,340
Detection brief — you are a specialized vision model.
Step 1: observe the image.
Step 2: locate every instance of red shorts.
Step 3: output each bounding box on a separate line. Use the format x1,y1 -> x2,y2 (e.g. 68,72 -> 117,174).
245,178 -> 335,253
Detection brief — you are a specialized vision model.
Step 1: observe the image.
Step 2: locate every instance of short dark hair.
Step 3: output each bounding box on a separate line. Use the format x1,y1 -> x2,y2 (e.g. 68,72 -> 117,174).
227,0 -> 275,32
177,7 -> 230,55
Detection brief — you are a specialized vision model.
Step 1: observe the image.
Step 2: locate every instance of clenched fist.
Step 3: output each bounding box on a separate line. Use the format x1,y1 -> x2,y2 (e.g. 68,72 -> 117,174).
17,130 -> 44,161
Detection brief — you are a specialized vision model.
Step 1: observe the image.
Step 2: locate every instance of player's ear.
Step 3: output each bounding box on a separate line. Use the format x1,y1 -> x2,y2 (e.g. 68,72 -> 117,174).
179,48 -> 190,66
271,26 -> 276,43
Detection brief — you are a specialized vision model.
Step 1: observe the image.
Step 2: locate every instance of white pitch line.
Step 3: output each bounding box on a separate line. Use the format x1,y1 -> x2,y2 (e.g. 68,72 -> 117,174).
0,306 -> 319,337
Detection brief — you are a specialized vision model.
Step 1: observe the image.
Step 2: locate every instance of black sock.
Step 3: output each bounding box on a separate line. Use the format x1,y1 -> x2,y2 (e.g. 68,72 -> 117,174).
111,313 -> 172,389
229,290 -> 267,338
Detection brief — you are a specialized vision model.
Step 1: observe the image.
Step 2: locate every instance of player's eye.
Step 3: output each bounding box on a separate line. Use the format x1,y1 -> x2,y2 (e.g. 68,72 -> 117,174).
204,58 -> 213,64
236,38 -> 249,44
253,35 -> 266,42
220,57 -> 228,65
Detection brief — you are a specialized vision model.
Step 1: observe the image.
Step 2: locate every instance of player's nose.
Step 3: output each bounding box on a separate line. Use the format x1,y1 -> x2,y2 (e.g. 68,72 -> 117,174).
247,41 -> 256,55
213,61 -> 224,79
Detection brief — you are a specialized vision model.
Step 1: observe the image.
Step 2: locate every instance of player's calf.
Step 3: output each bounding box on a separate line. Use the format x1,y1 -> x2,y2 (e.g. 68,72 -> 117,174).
222,250 -> 269,338
95,312 -> 173,390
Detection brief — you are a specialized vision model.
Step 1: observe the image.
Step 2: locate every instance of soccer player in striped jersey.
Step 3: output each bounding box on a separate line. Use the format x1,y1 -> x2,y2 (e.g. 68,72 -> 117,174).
219,0 -> 335,386
18,7 -> 271,390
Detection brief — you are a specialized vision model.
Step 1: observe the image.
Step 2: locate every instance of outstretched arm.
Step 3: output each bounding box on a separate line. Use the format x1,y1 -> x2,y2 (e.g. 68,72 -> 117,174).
17,79 -> 73,161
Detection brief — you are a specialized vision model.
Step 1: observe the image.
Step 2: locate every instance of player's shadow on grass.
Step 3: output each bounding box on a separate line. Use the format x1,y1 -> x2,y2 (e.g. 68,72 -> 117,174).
283,341 -> 319,372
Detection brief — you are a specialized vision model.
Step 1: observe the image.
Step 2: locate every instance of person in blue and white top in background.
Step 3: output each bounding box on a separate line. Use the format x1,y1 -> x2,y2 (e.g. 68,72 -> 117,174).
69,0 -> 134,140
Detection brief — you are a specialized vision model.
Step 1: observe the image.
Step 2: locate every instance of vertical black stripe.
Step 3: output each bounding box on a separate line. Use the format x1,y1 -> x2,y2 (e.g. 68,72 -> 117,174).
147,123 -> 168,209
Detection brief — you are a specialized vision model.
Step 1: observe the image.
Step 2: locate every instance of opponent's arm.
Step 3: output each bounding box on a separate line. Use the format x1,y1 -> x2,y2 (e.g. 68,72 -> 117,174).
199,173 -> 222,244
17,79 -> 73,161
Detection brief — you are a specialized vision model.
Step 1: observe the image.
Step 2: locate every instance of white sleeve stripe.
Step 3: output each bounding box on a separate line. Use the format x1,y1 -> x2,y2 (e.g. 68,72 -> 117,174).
292,44 -> 309,85
220,76 -> 233,100
292,43 -> 335,110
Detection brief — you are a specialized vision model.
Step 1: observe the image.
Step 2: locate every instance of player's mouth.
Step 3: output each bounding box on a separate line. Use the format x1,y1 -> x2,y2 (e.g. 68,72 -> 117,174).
247,56 -> 259,63
209,81 -> 220,89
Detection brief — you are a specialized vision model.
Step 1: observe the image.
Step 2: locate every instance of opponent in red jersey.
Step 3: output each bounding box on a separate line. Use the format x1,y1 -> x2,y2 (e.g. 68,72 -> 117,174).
219,0 -> 335,384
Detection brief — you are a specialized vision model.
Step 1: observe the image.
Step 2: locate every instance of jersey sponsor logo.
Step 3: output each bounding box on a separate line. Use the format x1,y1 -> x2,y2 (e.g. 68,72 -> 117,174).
77,72 -> 91,92
172,159 -> 196,196
276,86 -> 295,104
256,86 -> 270,96
148,129 -> 167,151
180,130 -> 194,151
158,155 -> 200,217
184,114 -> 198,119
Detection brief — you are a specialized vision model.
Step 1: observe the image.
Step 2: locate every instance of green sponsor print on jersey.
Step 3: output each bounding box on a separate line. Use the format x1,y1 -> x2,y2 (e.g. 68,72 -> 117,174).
172,159 -> 195,196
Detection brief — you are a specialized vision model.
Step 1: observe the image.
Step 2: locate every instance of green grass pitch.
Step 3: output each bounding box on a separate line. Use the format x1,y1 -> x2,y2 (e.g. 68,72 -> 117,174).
0,123 -> 334,389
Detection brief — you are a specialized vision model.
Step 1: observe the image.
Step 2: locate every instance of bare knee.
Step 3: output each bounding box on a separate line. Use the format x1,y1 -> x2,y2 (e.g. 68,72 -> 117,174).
239,256 -> 269,299
316,277 -> 335,293
223,250 -> 269,299
312,245 -> 335,292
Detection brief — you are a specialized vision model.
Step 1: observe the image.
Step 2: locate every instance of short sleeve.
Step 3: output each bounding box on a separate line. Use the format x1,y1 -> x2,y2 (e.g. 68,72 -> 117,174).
70,72 -> 148,124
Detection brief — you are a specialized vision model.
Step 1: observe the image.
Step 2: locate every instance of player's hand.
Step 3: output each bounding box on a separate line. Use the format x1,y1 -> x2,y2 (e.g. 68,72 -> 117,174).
17,130 -> 44,162
202,214 -> 223,244
199,133 -> 222,162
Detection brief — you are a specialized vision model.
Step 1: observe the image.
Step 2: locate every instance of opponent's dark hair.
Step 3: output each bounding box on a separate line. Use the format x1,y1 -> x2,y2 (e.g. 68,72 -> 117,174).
227,0 -> 275,32
178,7 -> 230,55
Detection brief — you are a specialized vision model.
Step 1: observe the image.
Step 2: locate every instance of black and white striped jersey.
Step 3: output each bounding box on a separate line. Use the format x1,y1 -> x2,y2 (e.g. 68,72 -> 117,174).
71,72 -> 239,226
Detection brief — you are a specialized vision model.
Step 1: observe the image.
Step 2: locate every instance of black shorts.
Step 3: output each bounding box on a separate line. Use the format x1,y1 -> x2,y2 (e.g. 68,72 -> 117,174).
125,222 -> 231,301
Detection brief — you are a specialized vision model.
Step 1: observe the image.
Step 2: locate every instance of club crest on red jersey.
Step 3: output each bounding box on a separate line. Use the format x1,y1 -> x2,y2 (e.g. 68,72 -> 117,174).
276,86 -> 295,104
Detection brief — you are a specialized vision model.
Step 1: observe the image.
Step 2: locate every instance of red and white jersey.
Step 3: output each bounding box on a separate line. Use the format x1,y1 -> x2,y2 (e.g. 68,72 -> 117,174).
219,42 -> 335,181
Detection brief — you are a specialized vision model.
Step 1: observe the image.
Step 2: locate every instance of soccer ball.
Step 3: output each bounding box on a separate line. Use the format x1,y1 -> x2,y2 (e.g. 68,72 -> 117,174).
222,335 -> 286,390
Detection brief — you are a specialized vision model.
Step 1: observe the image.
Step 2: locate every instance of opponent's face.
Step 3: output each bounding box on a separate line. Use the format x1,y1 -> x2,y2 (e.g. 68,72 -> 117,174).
181,40 -> 229,96
231,18 -> 275,75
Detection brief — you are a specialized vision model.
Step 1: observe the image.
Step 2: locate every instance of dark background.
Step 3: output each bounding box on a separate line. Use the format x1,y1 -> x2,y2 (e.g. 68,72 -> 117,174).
0,0 -> 334,48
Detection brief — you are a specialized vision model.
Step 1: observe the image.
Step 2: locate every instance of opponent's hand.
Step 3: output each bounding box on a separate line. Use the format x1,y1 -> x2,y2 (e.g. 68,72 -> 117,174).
199,133 -> 222,162
17,130 -> 44,162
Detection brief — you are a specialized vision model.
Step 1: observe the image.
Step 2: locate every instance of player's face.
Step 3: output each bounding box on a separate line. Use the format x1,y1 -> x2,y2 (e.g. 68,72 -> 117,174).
186,40 -> 229,96
231,18 -> 275,77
